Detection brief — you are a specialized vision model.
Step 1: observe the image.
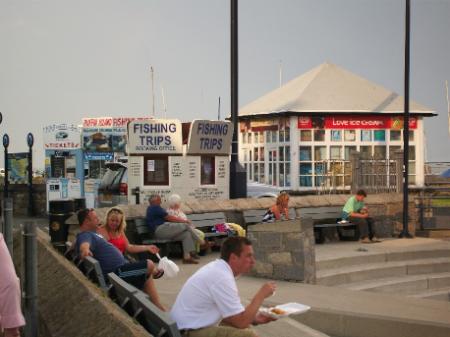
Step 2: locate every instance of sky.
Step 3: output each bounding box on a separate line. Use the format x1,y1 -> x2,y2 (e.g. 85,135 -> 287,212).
0,0 -> 449,169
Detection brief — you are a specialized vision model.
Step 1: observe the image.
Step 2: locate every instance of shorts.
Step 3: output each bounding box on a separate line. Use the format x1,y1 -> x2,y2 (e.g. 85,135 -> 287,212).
114,260 -> 148,289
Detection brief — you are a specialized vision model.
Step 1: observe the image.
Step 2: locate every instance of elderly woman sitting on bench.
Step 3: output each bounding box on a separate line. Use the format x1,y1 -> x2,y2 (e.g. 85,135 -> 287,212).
146,194 -> 203,264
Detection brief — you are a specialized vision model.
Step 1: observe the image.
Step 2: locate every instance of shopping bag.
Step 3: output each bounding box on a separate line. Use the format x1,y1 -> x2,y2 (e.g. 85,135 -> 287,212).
157,253 -> 179,278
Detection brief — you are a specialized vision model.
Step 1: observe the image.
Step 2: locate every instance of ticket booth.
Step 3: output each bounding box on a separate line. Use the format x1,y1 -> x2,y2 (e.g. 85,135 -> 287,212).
43,123 -> 84,210
127,119 -> 233,203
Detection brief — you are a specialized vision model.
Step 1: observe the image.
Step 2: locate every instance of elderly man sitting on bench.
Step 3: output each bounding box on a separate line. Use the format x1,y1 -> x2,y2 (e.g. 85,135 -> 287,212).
76,208 -> 166,311
146,194 -> 202,264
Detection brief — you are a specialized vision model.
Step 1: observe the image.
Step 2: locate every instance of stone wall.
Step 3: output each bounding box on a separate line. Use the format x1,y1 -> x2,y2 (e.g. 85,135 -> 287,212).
247,218 -> 316,283
12,229 -> 150,337
0,184 -> 47,217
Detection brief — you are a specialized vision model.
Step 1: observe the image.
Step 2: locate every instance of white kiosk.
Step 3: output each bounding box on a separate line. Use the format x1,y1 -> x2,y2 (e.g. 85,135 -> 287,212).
127,119 -> 233,203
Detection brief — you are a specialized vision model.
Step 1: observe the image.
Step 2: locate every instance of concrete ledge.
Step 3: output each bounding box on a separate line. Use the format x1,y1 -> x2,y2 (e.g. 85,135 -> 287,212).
13,229 -> 150,337
296,307 -> 450,337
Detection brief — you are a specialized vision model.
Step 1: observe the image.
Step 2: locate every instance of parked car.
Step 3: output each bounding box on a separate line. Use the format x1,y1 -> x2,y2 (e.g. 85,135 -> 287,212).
98,162 -> 128,208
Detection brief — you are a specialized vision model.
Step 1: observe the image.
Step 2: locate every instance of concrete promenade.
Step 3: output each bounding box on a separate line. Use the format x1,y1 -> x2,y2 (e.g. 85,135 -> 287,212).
156,238 -> 450,337
11,216 -> 450,337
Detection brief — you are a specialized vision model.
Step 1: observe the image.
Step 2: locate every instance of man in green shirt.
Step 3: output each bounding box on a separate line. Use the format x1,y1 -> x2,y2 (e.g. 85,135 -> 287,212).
342,189 -> 380,243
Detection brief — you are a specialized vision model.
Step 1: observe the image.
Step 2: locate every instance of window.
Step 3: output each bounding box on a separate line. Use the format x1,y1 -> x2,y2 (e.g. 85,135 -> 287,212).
344,146 -> 357,161
331,130 -> 342,141
300,130 -> 312,142
254,132 -> 259,143
344,130 -> 356,141
242,132 -> 247,144
360,146 -> 372,159
247,133 -> 252,143
299,146 -> 312,161
254,148 -> 259,161
271,131 -> 277,143
374,130 -> 386,141
408,146 -> 416,160
266,131 -> 271,143
374,146 -> 387,159
201,156 -> 215,185
330,146 -> 342,160
408,130 -> 414,141
144,155 -> 169,185
390,130 -> 401,141
361,130 -> 372,141
259,147 -> 265,161
313,129 -> 325,141
389,146 -> 401,159
314,146 -> 326,161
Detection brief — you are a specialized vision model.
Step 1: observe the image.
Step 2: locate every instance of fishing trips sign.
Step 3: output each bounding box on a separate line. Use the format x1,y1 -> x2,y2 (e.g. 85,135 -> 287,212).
187,120 -> 234,155
128,119 -> 183,154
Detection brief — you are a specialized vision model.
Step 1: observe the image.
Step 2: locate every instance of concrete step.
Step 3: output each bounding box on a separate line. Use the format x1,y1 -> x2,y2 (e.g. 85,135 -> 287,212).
340,272 -> 450,294
409,288 -> 450,302
416,230 -> 450,238
254,317 -> 330,337
317,257 -> 450,286
316,248 -> 450,271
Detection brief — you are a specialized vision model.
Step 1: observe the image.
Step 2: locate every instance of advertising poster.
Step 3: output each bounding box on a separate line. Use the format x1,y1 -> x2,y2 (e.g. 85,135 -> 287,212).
7,152 -> 29,184
43,123 -> 81,150
82,117 -> 146,153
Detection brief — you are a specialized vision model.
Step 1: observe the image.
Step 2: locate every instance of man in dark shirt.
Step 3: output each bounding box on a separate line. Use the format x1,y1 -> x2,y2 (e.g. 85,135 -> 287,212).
146,195 -> 200,264
76,208 -> 165,311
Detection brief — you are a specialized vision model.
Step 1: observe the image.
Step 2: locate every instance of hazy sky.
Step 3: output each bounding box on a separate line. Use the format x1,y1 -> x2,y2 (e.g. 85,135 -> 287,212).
1,0 -> 449,169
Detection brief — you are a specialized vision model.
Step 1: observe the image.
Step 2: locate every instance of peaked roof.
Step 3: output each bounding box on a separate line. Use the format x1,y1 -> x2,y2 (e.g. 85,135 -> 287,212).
239,62 -> 435,117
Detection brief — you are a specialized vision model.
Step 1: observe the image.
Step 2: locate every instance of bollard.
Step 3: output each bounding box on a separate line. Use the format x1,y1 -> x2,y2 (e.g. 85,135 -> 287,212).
3,197 -> 14,255
23,221 -> 38,337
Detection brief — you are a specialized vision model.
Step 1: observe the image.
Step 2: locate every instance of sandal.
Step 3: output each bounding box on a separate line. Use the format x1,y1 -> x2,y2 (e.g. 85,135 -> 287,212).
153,269 -> 165,279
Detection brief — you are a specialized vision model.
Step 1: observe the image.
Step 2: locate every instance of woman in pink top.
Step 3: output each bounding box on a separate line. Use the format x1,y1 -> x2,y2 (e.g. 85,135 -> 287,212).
0,233 -> 25,337
97,207 -> 163,278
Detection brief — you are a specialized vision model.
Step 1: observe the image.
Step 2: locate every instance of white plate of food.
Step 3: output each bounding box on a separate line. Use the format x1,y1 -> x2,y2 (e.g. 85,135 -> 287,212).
259,302 -> 311,319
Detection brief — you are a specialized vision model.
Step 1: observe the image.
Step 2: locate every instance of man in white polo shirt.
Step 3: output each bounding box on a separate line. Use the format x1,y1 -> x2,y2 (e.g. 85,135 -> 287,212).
170,237 -> 276,337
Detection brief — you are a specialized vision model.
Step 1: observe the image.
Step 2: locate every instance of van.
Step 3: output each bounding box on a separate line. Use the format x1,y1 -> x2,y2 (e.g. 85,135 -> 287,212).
98,162 -> 128,207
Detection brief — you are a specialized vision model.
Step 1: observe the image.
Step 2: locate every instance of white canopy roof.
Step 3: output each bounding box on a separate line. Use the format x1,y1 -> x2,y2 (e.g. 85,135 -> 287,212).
239,62 -> 435,118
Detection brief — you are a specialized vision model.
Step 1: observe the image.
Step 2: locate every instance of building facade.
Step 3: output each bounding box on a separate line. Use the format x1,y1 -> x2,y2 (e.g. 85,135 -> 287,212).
238,63 -> 435,191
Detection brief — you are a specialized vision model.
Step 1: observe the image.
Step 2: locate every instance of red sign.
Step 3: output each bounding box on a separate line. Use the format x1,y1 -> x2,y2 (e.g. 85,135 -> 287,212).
297,117 -> 312,129
298,116 -> 417,129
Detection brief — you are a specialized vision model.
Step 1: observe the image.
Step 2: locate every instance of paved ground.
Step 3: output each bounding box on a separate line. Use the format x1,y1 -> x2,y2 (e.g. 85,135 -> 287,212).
11,216 -> 450,336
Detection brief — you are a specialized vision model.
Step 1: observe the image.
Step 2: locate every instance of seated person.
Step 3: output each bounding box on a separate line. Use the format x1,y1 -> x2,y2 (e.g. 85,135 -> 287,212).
170,237 -> 277,337
146,195 -> 202,264
97,207 -> 164,277
76,208 -> 166,311
342,189 -> 381,243
166,194 -> 207,259
262,191 -> 290,222
0,233 -> 25,337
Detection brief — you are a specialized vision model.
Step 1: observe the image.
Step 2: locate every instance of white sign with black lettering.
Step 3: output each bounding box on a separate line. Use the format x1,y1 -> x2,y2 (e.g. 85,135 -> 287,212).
128,119 -> 183,154
187,120 -> 234,155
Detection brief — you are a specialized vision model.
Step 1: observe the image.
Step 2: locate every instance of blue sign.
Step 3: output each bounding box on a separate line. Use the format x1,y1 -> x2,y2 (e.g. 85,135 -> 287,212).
27,132 -> 34,147
84,152 -> 114,161
3,134 -> 9,148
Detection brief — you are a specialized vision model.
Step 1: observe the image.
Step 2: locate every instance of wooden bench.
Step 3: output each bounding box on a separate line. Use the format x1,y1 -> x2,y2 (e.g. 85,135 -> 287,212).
131,291 -> 181,337
81,256 -> 110,292
108,272 -> 181,336
299,206 -> 358,244
108,272 -> 139,316
243,208 -> 297,228
134,212 -> 231,256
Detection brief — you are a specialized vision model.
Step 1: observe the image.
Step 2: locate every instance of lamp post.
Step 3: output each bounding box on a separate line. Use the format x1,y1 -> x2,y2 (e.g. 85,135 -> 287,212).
400,0 -> 413,238
229,0 -> 247,199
